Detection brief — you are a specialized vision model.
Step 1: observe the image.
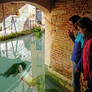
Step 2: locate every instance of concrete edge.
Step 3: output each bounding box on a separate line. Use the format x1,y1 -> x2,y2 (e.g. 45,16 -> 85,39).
45,65 -> 73,92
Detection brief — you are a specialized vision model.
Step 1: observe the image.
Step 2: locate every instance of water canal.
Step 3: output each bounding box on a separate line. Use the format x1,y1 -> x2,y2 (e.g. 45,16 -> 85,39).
0,33 -> 69,92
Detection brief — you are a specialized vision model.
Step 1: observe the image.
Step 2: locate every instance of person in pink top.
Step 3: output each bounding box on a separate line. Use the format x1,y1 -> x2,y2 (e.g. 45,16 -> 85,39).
77,17 -> 92,92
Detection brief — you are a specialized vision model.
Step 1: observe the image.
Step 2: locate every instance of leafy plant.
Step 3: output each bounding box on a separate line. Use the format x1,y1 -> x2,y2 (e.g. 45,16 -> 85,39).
32,27 -> 42,38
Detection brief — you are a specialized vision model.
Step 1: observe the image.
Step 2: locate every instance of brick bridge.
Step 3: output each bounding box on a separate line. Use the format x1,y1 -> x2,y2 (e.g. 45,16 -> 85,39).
0,0 -> 92,90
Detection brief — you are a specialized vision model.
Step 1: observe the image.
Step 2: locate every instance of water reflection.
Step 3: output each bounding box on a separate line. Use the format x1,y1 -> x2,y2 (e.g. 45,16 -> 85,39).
0,33 -> 45,92
0,38 -> 31,61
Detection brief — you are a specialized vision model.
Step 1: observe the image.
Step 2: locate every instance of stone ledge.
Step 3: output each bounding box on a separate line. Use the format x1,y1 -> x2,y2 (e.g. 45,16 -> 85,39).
45,66 -> 73,92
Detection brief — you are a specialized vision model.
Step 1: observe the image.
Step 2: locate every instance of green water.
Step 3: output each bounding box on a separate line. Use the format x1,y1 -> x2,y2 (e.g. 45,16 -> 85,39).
0,33 -> 69,92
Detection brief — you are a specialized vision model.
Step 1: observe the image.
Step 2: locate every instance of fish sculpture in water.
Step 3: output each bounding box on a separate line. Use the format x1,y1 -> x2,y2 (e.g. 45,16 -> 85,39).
0,62 -> 27,78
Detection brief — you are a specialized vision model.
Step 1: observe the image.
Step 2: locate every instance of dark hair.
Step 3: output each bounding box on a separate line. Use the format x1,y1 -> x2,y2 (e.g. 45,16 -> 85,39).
69,15 -> 81,24
77,17 -> 92,34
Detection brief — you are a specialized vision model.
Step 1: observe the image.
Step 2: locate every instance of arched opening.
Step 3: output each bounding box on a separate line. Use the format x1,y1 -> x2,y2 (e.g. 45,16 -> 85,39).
0,1 -> 53,92
0,0 -> 51,66
0,0 -> 52,65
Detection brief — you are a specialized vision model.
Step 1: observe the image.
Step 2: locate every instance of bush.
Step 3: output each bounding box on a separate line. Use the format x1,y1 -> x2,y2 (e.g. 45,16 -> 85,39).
0,27 -> 42,41
0,29 -> 34,41
32,27 -> 42,38
32,27 -> 41,32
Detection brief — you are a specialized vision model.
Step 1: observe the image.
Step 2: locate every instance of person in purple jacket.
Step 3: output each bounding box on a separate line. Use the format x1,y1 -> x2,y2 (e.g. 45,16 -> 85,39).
68,15 -> 84,92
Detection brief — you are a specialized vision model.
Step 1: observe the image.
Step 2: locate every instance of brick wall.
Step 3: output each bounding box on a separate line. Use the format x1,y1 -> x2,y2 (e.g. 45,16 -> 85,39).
0,0 -> 92,82
50,0 -> 92,80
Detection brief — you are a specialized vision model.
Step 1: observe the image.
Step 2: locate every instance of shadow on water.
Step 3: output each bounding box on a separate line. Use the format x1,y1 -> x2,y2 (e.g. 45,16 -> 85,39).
0,62 -> 27,78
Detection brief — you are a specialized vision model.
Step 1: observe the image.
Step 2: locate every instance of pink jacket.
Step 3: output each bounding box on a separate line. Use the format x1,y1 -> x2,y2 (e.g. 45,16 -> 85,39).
83,33 -> 92,80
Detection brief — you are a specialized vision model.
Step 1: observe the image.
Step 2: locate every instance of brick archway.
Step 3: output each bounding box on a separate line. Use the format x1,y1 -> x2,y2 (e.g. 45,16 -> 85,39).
0,0 -> 51,21
0,0 -> 52,67
0,0 -> 52,12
